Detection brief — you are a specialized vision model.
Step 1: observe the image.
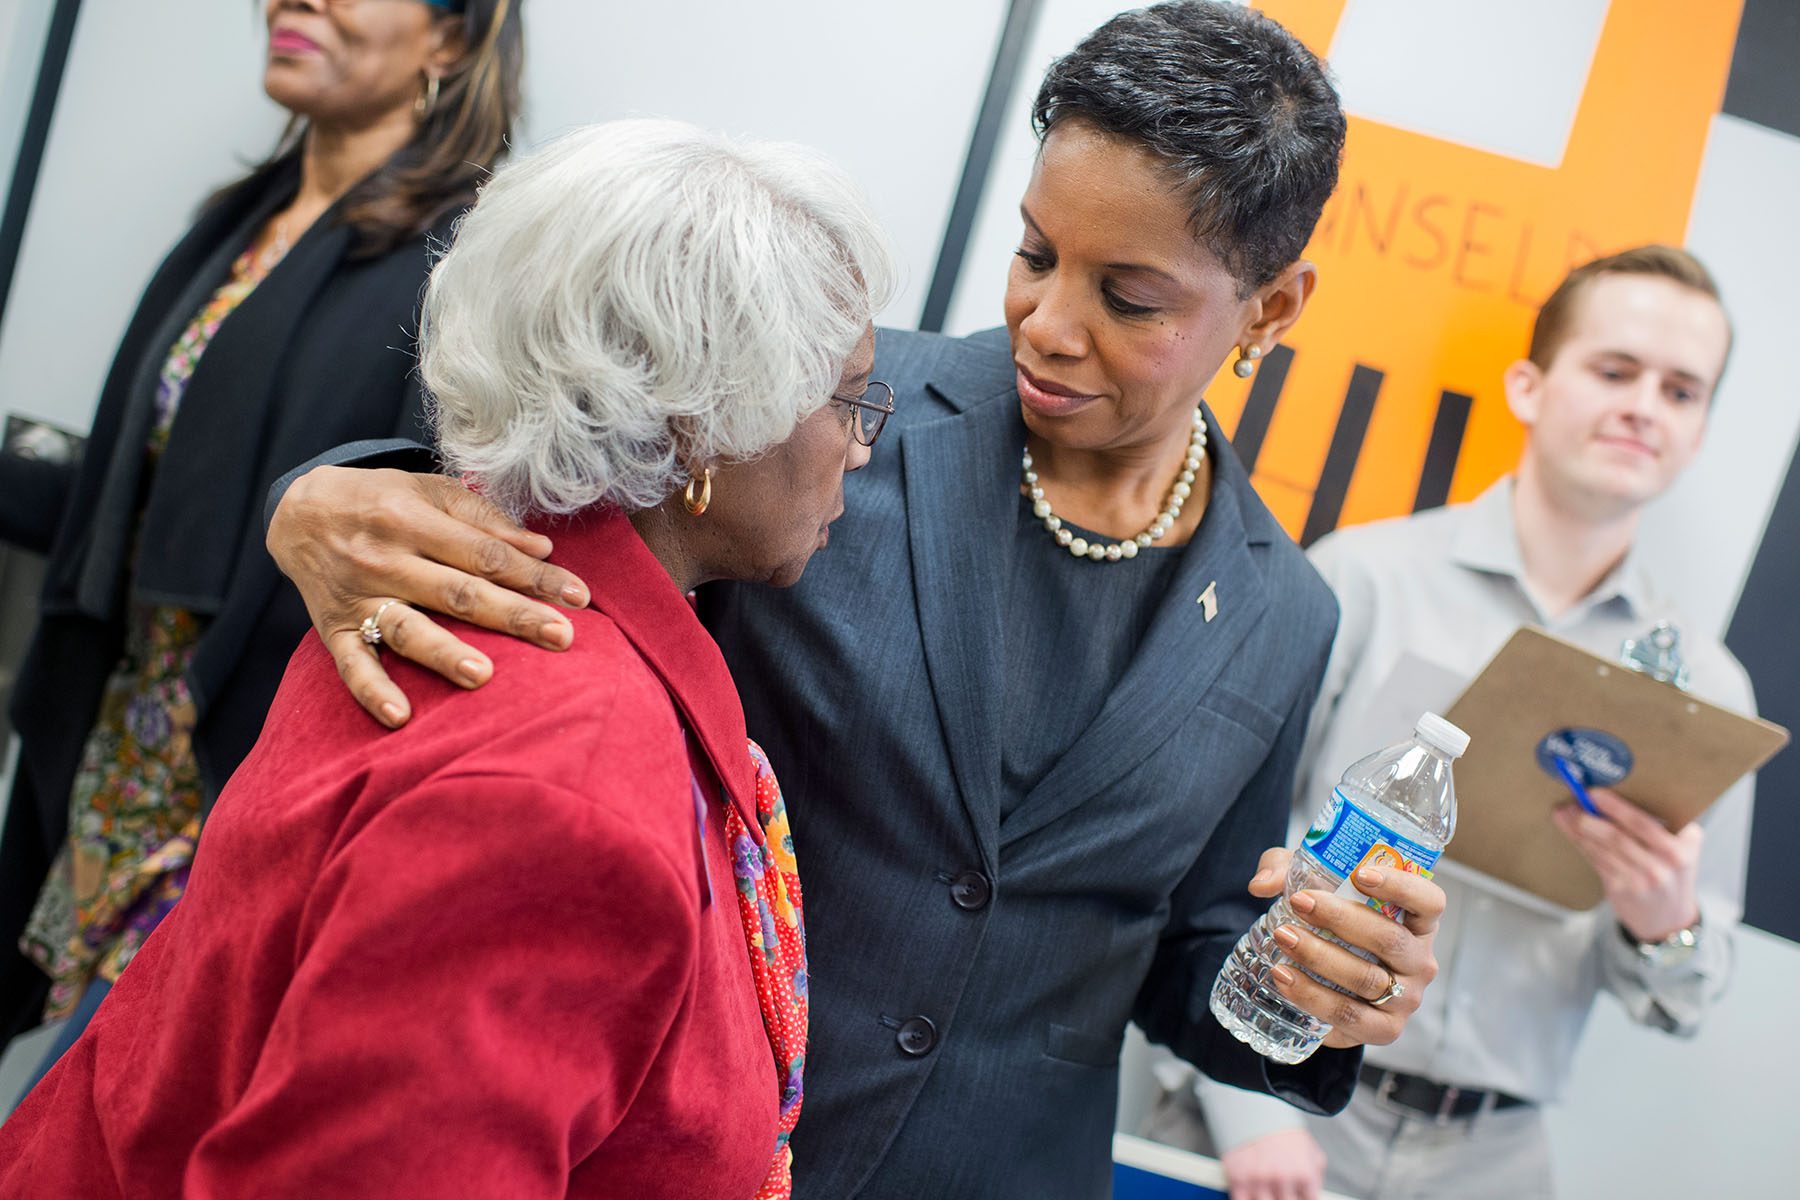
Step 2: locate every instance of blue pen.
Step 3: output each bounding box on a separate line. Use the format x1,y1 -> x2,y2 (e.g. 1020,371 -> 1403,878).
1552,754 -> 1604,818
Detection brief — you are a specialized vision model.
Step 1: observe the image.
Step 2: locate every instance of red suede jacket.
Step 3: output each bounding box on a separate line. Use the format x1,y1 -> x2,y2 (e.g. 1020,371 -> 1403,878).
0,506 -> 779,1199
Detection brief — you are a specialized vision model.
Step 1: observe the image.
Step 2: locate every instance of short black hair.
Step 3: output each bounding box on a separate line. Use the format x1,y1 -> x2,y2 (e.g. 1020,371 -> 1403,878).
1032,1 -> 1345,294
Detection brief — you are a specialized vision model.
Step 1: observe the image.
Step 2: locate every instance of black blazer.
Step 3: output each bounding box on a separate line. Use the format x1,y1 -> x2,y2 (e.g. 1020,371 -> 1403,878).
704,328 -> 1358,1199
0,157 -> 453,1040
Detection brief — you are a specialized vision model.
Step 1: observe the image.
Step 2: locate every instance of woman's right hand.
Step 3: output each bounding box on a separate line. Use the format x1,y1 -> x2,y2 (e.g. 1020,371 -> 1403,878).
266,466 -> 591,728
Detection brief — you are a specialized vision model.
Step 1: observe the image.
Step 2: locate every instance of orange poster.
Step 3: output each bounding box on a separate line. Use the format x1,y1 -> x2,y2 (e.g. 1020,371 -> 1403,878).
1204,0 -> 1745,541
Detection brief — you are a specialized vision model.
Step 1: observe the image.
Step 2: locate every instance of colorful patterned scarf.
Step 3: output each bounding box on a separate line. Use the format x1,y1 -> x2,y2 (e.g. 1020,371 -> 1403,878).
724,741 -> 808,1198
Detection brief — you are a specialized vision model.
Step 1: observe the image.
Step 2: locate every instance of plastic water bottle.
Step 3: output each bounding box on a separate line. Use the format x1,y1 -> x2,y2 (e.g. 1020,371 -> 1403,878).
1210,712 -> 1468,1064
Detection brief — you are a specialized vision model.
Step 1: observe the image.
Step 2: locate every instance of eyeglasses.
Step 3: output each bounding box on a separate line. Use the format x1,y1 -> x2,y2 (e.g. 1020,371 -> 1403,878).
834,380 -> 894,448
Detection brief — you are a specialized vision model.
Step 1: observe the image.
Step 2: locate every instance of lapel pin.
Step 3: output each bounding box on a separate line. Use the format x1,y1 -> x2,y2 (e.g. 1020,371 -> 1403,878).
1197,580 -> 1219,622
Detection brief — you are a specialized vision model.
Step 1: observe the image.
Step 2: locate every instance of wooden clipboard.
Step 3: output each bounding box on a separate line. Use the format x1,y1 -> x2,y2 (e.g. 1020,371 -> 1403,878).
1443,627 -> 1788,911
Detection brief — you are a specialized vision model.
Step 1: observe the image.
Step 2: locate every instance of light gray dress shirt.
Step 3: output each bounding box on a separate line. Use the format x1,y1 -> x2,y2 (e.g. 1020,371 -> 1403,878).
1190,478 -> 1756,1150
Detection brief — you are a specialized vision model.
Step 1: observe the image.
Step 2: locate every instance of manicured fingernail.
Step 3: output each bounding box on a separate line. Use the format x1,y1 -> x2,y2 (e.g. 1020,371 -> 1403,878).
1357,867 -> 1386,887
1271,966 -> 1296,988
1273,925 -> 1301,949
456,658 -> 488,685
543,622 -> 573,649
1290,892 -> 1317,914
561,584 -> 587,606
380,702 -> 406,727
1251,868 -> 1271,885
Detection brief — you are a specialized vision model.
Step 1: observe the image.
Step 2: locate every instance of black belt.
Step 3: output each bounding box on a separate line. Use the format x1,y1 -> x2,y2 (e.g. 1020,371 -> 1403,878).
1359,1064 -> 1532,1123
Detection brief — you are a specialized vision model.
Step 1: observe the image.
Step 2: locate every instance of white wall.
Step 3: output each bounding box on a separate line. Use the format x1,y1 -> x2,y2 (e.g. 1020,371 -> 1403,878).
0,0 -> 1007,437
0,0 -> 280,436
943,0 -> 1138,337
518,0 -> 1007,335
1549,923 -> 1800,1198
1642,111 -> 1800,639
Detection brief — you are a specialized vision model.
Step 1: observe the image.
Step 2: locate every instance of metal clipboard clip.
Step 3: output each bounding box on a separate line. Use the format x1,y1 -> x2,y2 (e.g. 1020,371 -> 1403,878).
1619,620 -> 1691,691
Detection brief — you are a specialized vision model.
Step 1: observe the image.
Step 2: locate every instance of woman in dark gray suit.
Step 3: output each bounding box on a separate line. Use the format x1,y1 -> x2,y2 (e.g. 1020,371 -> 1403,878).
260,4 -> 1445,1198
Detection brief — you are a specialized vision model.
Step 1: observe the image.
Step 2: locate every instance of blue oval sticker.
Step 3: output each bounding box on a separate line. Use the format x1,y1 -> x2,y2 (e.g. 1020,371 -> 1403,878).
1535,727 -> 1633,787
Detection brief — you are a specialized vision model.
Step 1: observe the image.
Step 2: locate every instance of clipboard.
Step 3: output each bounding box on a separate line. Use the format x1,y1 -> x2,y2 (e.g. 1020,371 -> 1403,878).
1443,627 -> 1788,911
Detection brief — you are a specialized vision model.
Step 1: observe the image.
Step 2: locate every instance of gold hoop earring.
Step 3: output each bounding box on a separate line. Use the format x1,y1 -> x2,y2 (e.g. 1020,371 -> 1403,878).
1233,344 -> 1264,379
414,72 -> 440,120
683,469 -> 713,516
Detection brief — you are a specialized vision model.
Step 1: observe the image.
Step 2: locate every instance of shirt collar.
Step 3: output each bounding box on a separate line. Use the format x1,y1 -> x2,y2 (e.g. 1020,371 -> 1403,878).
1448,476 -> 1655,621
1448,477 -> 1528,580
1589,543 -> 1656,619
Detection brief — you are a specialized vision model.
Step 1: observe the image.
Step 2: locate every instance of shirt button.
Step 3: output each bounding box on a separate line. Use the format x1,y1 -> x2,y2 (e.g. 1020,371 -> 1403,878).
949,871 -> 992,911
897,1016 -> 938,1057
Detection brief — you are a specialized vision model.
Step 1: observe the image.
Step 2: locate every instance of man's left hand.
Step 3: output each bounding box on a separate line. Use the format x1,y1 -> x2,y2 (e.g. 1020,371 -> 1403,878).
1551,787 -> 1702,942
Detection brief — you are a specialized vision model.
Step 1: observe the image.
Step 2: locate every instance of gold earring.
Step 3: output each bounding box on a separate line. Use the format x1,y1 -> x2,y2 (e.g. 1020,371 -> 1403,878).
682,469 -> 713,516
1233,344 -> 1264,379
414,72 -> 440,120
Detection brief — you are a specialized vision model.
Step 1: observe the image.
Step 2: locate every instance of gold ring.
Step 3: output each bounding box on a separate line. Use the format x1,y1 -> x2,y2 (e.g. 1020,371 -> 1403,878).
1370,972 -> 1405,1008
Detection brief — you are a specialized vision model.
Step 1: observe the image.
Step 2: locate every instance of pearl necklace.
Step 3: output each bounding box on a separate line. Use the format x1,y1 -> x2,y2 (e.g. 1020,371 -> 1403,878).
1022,407 -> 1208,562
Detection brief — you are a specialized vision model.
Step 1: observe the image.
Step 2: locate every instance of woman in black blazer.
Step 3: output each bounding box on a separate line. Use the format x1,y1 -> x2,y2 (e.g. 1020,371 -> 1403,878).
0,0 -> 523,1061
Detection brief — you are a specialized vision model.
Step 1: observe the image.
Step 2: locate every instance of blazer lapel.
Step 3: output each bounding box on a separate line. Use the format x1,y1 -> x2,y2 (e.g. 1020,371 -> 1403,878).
60,162 -> 299,619
134,213 -> 353,611
899,381 -> 1022,876
1001,404 -> 1272,848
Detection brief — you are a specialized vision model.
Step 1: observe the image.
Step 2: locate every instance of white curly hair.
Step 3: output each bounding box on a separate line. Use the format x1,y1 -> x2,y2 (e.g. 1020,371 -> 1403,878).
422,118 -> 895,518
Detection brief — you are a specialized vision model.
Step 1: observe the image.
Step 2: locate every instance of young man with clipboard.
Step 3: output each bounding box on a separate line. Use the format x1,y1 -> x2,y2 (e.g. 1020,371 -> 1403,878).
1163,246 -> 1756,1200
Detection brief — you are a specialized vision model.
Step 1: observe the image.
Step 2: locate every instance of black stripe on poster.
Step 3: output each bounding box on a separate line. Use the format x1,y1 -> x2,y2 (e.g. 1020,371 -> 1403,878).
1412,390 -> 1472,513
919,0 -> 1044,333
1721,0 -> 1800,141
0,0 -> 83,334
1725,436 -> 1800,943
1228,343 -> 1293,473
1300,364 -> 1383,547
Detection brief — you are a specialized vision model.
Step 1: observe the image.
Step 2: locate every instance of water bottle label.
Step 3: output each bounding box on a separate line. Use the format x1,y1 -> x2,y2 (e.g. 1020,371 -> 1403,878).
1304,789 -> 1441,920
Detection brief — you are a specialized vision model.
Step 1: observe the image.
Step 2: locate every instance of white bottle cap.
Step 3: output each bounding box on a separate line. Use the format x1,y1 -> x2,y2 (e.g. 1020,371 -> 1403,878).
1415,712 -> 1470,759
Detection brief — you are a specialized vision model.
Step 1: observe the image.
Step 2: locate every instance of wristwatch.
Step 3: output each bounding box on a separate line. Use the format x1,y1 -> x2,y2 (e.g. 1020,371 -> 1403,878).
1622,916 -> 1703,968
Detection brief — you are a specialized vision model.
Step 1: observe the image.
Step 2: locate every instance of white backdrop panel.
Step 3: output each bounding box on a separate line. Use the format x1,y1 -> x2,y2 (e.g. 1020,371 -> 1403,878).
0,0 -> 280,435
1328,0 -> 1609,168
942,0 -> 1139,338
1641,112 -> 1800,639
0,0 -> 1008,438
519,0 -> 1006,333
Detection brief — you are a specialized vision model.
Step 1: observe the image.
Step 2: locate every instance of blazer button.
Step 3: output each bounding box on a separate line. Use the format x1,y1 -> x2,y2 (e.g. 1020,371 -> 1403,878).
949,870 -> 992,911
896,1016 -> 937,1057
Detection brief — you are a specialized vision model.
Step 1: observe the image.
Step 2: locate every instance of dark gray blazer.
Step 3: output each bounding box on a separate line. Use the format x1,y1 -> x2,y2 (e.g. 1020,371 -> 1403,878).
702,327 -> 1357,1199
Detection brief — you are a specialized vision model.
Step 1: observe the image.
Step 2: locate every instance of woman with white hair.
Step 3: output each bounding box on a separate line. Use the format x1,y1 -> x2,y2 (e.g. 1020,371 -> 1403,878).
0,118 -> 894,1200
